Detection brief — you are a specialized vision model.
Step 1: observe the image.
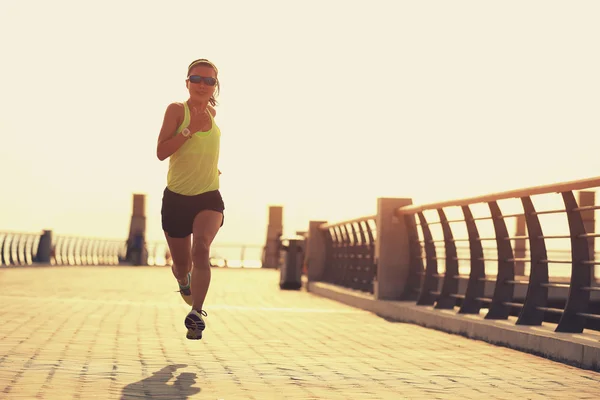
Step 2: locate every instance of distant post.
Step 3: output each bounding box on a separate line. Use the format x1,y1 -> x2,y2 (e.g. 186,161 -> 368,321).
374,197 -> 414,300
36,230 -> 53,263
126,194 -> 148,266
262,206 -> 283,269
305,220 -> 328,283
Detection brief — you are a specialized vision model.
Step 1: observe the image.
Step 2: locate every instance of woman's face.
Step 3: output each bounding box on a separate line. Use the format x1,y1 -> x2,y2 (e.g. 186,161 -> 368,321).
186,64 -> 217,102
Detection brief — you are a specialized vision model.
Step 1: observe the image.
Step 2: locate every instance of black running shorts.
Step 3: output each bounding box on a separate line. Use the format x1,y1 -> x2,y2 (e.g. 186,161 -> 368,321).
161,187 -> 225,238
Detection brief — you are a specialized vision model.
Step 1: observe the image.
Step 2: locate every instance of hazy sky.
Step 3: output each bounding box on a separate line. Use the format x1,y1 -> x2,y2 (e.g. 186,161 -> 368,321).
1,1 -> 599,246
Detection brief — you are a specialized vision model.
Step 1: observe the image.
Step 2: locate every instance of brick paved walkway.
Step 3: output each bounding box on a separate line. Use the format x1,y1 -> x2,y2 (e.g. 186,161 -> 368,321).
0,266 -> 599,399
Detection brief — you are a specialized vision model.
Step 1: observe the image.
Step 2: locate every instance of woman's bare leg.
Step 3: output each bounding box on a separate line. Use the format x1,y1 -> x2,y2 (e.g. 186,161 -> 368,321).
164,232 -> 192,286
190,210 -> 223,311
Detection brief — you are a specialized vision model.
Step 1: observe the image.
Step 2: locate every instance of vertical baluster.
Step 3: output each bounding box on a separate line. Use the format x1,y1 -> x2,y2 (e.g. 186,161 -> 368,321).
80,239 -> 89,265
17,235 -> 27,265
107,242 -> 114,265
92,240 -> 99,265
0,233 -> 7,266
97,241 -> 104,265
486,200 -> 516,319
10,234 -> 18,265
348,223 -> 360,290
57,236 -> 65,265
578,191 -> 596,282
555,191 -> 592,333
326,228 -> 335,283
325,229 -> 332,281
63,237 -> 70,265
14,235 -> 20,265
10,234 -> 19,266
458,205 -> 485,314
348,222 -> 361,290
355,221 -> 369,293
74,238 -> 82,265
366,219 -> 377,293
323,227 -> 334,283
436,209 -> 459,309
2,235 -> 12,266
416,212 -> 438,306
53,237 -> 62,265
357,221 -> 371,293
66,237 -> 75,266
28,235 -> 36,265
516,196 -> 548,326
22,235 -> 32,265
403,213 -> 424,301
4,235 -> 13,266
337,226 -> 347,287
338,224 -> 350,288
111,242 -> 118,265
339,225 -> 351,289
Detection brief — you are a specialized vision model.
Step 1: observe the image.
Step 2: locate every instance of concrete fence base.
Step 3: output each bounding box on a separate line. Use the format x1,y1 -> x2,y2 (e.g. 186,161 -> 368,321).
307,281 -> 600,372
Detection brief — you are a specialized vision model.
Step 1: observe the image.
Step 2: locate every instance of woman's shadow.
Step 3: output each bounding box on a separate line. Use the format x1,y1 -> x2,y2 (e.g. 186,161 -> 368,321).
121,364 -> 201,399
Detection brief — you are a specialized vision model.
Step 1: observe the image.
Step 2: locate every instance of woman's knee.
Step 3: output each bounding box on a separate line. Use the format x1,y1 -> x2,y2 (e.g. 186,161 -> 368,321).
192,241 -> 211,263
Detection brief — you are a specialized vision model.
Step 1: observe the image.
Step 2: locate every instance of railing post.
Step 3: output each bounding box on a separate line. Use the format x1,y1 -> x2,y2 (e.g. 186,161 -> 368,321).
306,220 -> 328,284
126,194 -> 148,266
36,230 -> 53,263
373,197 -> 413,300
262,206 -> 283,269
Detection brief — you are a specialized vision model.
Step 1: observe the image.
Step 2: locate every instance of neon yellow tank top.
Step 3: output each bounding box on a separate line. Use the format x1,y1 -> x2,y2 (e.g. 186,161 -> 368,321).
167,101 -> 220,196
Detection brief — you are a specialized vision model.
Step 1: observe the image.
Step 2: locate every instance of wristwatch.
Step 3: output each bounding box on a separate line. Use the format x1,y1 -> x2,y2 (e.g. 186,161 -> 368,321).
181,128 -> 192,139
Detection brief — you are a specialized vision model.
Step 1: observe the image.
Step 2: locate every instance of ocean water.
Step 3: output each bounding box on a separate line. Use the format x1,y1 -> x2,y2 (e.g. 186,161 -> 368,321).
444,247 -> 599,279
413,190 -> 599,280
147,242 -> 264,268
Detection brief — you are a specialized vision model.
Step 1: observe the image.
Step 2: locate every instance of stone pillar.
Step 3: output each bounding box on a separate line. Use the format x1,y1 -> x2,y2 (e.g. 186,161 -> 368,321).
373,197 -> 414,300
306,220 -> 328,283
262,206 -> 283,269
514,214 -> 527,276
126,193 -> 147,266
36,230 -> 53,263
578,190 -> 596,281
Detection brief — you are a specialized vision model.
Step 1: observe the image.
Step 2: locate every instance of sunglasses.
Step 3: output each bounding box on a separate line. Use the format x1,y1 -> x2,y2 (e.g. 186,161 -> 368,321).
188,75 -> 217,86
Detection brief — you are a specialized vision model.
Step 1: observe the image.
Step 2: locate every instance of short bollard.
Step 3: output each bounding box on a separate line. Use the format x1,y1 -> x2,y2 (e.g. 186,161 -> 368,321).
279,239 -> 304,290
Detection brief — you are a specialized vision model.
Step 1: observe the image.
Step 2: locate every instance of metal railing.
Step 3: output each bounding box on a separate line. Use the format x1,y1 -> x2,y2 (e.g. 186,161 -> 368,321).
0,231 -> 41,266
51,235 -> 126,266
319,216 -> 378,293
0,231 -> 127,267
1,230 -> 265,269
146,241 -> 170,266
397,176 -> 600,333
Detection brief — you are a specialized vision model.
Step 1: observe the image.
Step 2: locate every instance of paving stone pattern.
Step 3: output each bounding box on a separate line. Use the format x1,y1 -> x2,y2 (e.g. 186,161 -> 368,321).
0,266 -> 599,399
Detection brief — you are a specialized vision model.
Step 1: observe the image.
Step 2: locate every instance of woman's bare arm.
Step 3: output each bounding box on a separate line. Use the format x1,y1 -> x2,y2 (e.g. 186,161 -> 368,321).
156,103 -> 188,161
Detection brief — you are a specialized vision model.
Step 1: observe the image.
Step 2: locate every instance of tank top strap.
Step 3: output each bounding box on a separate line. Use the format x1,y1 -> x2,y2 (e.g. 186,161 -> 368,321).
177,102 -> 191,135
181,101 -> 191,130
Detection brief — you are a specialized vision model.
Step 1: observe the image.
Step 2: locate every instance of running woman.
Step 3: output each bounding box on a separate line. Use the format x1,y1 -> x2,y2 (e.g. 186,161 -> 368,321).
156,58 -> 224,340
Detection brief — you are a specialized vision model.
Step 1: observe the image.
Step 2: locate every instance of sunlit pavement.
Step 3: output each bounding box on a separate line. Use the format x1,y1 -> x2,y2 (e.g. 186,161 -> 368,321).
1,266 -> 599,399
